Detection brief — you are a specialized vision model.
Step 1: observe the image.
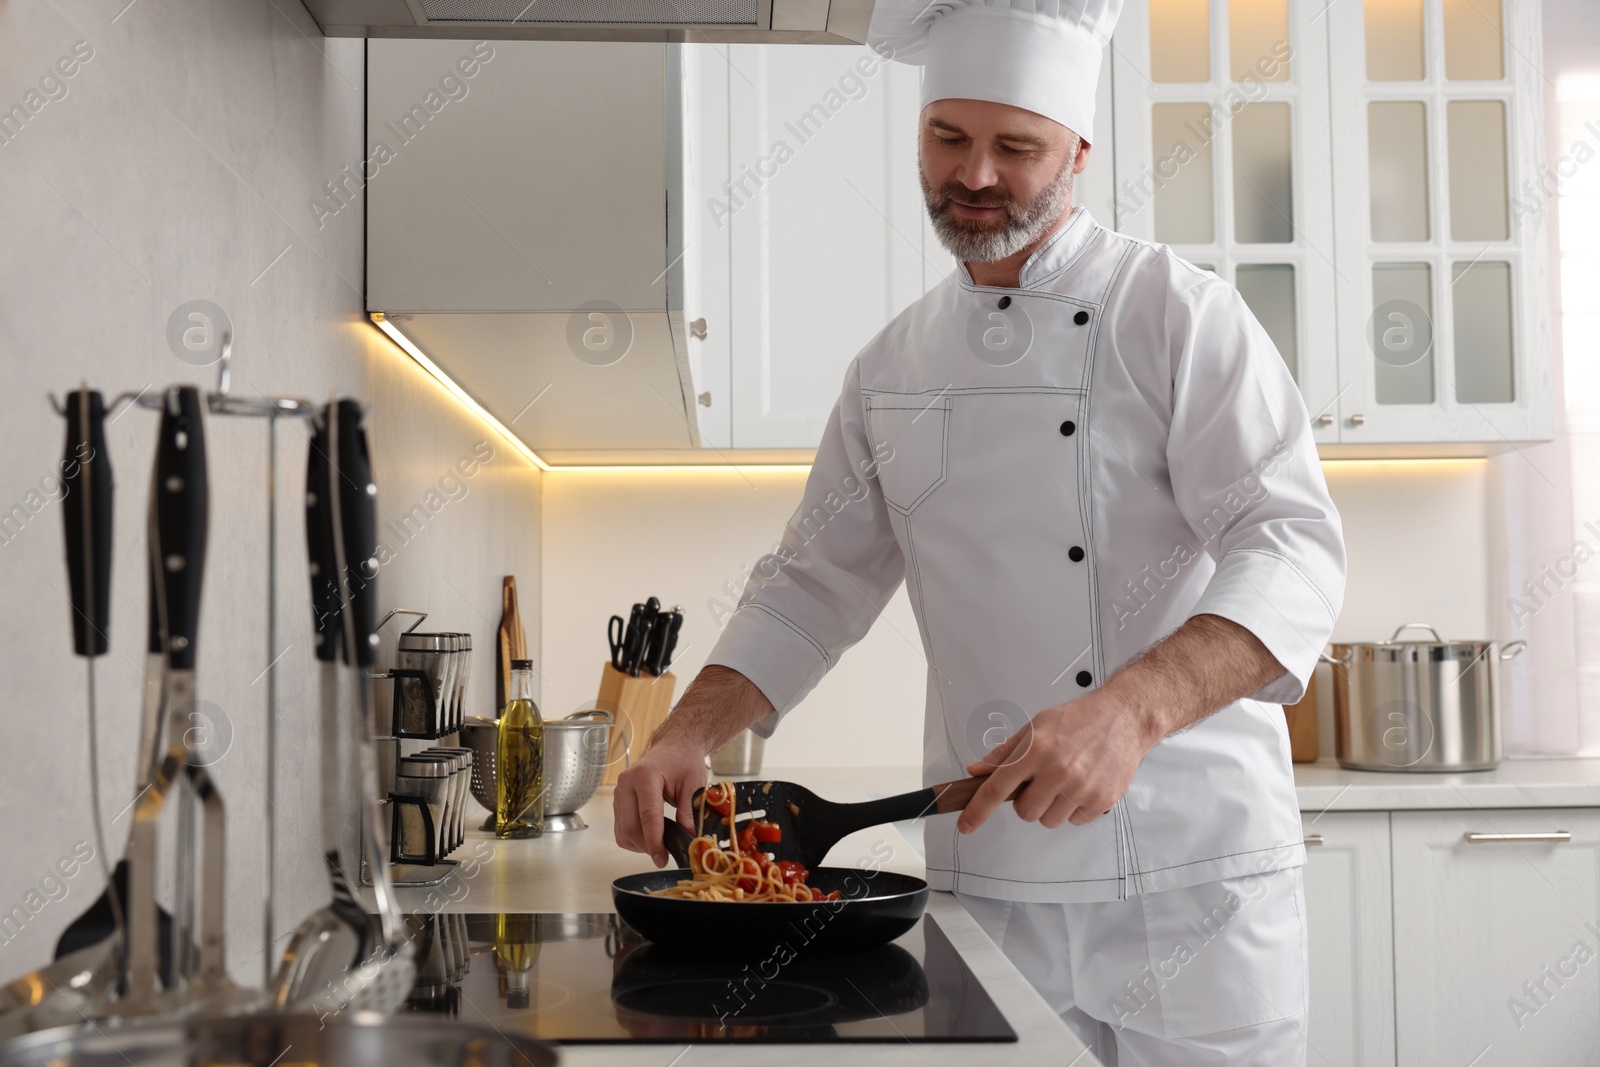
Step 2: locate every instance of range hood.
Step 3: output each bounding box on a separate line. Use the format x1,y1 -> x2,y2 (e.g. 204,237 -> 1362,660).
305,0 -> 877,44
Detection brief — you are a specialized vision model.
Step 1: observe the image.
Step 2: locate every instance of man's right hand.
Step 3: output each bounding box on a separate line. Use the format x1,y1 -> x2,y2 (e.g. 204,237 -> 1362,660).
613,737 -> 708,868
613,664 -> 776,867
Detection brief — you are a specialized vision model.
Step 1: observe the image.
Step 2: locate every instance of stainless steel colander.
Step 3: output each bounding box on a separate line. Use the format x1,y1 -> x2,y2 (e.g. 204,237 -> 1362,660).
461,712 -> 620,831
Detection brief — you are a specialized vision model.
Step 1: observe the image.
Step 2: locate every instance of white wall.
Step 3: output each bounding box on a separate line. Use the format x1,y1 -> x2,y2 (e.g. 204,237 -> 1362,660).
0,1 -> 540,985
541,462 -> 1492,768
540,469 -> 927,768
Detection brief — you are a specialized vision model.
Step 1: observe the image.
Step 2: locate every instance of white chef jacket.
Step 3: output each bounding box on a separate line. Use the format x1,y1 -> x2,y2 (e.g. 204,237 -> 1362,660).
705,204 -> 1347,903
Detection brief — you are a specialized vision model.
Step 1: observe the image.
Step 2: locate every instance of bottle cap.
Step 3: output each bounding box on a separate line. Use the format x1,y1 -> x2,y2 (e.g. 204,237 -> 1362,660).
512,658 -> 533,670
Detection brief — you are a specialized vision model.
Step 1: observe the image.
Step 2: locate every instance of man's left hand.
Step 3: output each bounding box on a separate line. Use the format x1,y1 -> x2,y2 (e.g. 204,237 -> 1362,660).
958,681 -> 1160,832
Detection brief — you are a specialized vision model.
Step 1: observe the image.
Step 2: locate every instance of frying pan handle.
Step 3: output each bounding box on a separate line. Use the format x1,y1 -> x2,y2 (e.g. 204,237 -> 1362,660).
62,389 -> 112,657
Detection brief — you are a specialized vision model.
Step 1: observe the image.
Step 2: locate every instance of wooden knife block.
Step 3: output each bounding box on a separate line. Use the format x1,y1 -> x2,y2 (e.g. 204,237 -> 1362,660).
596,661 -> 677,787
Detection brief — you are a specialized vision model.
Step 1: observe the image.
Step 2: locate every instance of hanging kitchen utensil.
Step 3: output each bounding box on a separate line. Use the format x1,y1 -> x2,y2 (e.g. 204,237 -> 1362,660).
0,392 -> 133,1038
55,388 -> 120,957
48,388 -> 189,994
270,410 -> 373,1013
687,777 -> 1026,871
116,387 -> 257,1017
324,398 -> 417,1013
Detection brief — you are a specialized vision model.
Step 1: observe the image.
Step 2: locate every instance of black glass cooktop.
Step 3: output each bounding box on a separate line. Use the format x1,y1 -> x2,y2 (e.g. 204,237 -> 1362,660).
400,911 -> 1017,1044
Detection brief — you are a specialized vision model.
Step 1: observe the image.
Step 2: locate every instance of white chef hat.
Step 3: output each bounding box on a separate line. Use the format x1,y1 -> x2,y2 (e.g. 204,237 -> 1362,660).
867,0 -> 1124,144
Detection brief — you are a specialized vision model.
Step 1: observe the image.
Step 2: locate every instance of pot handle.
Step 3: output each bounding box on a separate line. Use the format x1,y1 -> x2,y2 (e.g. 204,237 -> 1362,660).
1500,639 -> 1528,660
1318,648 -> 1349,666
1390,622 -> 1445,642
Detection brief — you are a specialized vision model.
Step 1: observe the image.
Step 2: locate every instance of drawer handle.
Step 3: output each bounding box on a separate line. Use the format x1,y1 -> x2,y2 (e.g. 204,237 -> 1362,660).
1303,834 -> 1324,846
1463,831 -> 1572,844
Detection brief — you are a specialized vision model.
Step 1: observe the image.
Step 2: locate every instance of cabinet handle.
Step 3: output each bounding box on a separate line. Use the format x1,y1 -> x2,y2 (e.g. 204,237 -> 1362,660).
1313,414 -> 1334,427
1347,413 -> 1367,427
689,318 -> 708,340
1463,831 -> 1572,844
1303,834 -> 1324,846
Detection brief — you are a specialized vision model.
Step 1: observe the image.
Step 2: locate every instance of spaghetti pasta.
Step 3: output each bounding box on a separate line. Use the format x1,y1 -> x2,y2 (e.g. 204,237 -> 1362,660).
648,780 -> 841,903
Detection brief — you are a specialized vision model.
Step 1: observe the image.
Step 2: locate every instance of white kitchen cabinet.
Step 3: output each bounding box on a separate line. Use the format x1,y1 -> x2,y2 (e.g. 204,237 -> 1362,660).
1302,812 -> 1396,1067
1390,808 -> 1600,1064
1112,0 -> 1552,452
716,43 -> 931,449
1112,0 -> 1342,447
1327,0 -> 1551,446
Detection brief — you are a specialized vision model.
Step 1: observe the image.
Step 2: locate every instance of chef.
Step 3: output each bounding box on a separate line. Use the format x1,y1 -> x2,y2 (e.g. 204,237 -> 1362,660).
616,0 -> 1346,1061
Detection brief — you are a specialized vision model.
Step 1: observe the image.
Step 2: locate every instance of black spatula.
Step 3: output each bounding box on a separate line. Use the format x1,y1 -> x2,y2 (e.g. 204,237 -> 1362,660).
685,777 -> 1024,870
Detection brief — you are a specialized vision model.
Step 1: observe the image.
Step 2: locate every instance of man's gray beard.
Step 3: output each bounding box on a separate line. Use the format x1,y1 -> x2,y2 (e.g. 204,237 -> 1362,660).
922,149 -> 1077,264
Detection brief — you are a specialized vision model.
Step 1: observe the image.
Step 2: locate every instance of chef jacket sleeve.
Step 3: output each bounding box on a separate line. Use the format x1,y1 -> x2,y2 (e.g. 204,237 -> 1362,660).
1165,274 -> 1347,706
703,356 -> 907,737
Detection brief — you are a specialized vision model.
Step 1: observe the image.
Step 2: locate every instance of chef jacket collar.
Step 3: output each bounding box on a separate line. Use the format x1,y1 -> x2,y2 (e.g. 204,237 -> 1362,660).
956,203 -> 1097,291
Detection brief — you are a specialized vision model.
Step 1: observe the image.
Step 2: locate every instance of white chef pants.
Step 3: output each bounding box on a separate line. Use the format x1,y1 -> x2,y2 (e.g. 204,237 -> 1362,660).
956,865 -> 1309,1066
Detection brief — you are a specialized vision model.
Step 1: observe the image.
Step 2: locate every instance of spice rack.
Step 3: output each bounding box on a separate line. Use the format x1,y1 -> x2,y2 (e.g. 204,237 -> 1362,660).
367,608 -> 477,888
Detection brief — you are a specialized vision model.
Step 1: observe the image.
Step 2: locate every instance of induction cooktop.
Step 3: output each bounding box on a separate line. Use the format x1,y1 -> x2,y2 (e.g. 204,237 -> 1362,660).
399,911 -> 1018,1044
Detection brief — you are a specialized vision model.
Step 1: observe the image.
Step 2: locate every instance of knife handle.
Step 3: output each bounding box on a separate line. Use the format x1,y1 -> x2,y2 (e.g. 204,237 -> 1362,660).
152,387 -> 208,672
305,413 -> 340,663
620,602 -> 646,676
657,610 -> 683,672
62,389 -> 112,657
328,400 -> 378,668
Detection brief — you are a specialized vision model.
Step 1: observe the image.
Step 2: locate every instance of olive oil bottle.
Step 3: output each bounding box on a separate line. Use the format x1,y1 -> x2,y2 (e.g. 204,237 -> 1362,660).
496,659 -> 544,837
494,912 -> 538,1009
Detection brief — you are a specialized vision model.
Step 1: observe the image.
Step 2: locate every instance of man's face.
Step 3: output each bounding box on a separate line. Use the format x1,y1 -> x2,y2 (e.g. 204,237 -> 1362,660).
918,99 -> 1088,263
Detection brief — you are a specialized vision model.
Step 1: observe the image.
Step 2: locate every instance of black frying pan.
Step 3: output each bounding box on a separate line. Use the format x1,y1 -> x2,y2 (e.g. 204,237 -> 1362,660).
612,820 -> 928,956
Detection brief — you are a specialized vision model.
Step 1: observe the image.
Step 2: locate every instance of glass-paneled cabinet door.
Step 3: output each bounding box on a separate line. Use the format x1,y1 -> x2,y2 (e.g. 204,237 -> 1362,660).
723,44 -> 928,449
1328,0 -> 1551,444
1112,0 -> 1340,446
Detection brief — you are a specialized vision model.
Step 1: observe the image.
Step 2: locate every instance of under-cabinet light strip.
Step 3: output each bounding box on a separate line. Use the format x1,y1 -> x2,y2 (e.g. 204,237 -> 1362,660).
371,313 -> 552,471
372,315 -> 1495,475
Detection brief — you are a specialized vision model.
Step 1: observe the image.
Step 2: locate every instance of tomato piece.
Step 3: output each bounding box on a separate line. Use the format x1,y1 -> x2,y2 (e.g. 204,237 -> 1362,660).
735,856 -> 761,893
751,820 -> 782,843
736,824 -> 759,856
823,890 -> 841,901
775,860 -> 807,887
703,784 -> 732,817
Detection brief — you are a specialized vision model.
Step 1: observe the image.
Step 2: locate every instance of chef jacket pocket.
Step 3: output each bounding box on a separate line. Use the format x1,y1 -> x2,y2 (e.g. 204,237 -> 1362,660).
864,395 -> 950,515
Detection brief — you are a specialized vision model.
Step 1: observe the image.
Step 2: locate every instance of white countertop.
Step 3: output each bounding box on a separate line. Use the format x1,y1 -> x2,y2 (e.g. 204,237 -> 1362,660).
1292,756 -> 1600,812
386,766 -> 1100,1066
